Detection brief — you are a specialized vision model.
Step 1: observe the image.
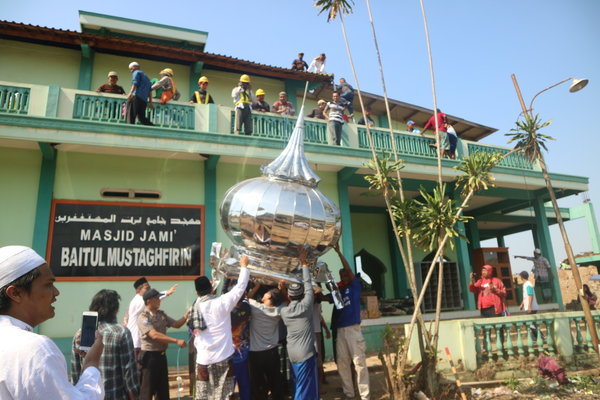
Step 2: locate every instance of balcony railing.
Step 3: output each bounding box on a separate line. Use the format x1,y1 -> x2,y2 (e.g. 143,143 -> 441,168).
0,85 -> 30,114
230,111 -> 328,145
0,83 -> 541,173
73,93 -> 195,130
468,143 -> 535,170
358,127 -> 437,158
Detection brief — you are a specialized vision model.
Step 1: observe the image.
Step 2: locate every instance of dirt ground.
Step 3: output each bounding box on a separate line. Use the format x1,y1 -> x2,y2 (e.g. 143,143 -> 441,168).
168,355 -> 390,399
168,355 -> 600,399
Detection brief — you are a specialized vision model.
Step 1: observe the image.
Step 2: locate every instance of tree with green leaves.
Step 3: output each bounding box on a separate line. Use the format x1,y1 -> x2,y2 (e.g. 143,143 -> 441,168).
313,1 -> 505,398
506,111 -> 600,359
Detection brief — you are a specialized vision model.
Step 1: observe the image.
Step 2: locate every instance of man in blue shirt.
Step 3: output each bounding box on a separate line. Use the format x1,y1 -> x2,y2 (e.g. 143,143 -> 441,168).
332,244 -> 370,400
126,62 -> 154,126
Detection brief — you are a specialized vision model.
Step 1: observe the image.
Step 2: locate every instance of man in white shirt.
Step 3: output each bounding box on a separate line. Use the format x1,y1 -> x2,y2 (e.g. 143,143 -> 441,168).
519,271 -> 543,341
0,245 -> 104,399
192,255 -> 250,400
308,53 -> 327,73
123,276 -> 178,352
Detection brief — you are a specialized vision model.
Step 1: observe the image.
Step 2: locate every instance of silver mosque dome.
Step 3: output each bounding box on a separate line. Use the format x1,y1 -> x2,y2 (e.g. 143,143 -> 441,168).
219,108 -> 341,284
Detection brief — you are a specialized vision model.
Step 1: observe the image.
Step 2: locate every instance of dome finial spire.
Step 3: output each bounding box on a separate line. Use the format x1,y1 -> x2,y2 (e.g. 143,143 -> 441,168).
261,106 -> 321,187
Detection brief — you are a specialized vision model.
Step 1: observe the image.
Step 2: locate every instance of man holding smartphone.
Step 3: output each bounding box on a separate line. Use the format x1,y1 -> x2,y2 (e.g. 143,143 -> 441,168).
137,288 -> 188,400
0,245 -> 104,399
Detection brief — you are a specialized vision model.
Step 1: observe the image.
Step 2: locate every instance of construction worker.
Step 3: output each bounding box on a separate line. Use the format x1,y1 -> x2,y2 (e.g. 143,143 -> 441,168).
231,74 -> 255,135
252,89 -> 270,112
151,68 -> 179,104
189,76 -> 214,104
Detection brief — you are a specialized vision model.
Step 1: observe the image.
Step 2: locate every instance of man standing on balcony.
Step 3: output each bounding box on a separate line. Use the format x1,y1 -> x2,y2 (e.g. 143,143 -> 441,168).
273,92 -> 295,116
126,62 -> 154,126
307,100 -> 327,120
231,74 -> 255,135
406,120 -> 421,134
515,248 -> 554,303
422,109 -> 448,155
357,107 -> 375,127
323,92 -> 347,146
252,89 -> 270,112
97,71 -> 125,94
190,76 -> 214,105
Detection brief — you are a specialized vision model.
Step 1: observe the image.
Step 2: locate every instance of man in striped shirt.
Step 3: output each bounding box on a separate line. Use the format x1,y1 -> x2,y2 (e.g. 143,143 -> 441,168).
323,92 -> 347,146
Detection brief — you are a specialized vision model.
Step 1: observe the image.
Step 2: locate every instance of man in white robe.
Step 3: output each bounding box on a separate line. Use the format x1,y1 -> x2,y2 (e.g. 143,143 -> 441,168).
0,245 -> 104,399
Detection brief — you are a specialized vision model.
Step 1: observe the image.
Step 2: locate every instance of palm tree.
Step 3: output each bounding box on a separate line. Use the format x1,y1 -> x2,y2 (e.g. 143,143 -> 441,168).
506,95 -> 599,359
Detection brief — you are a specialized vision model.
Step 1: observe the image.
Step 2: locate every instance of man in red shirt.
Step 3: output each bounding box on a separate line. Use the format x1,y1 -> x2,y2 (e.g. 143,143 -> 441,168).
422,109 -> 451,157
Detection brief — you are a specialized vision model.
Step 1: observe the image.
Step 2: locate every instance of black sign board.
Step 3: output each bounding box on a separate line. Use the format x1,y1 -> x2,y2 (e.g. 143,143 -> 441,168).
47,200 -> 203,279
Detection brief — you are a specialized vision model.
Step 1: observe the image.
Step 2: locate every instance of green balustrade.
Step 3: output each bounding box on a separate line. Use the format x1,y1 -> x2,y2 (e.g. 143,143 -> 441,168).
357,127 -> 437,158
474,316 -> 558,365
467,143 -> 535,170
0,85 -> 30,114
73,94 -> 195,129
229,111 -> 328,144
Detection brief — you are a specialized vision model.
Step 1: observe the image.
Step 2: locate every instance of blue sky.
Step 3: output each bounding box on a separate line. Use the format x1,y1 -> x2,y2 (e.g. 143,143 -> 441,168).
4,0 -> 600,273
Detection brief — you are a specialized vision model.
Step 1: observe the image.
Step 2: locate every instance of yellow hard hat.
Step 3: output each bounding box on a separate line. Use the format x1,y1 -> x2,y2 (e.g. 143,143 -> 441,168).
198,76 -> 209,84
160,68 -> 174,76
239,74 -> 251,83
255,89 -> 266,96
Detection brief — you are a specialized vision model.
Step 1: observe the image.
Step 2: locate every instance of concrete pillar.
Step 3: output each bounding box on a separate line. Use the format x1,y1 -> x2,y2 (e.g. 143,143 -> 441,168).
203,155 -> 219,276
337,168 -> 357,269
456,220 -> 477,310
77,44 -> 94,91
532,195 -> 564,309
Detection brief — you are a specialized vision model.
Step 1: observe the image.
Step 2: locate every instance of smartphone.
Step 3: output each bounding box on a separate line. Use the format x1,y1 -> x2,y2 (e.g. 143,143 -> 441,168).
80,311 -> 98,351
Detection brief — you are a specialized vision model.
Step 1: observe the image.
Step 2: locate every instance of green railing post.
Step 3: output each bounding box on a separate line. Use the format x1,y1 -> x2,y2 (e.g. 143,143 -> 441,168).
574,317 -> 584,353
545,319 -> 555,355
505,324 -> 514,356
484,325 -> 493,354
495,323 -> 504,354
516,322 -> 525,356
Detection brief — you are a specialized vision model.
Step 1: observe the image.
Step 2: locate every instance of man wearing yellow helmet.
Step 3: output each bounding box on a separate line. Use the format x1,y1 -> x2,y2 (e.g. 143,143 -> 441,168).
252,89 -> 270,113
189,76 -> 214,105
150,68 -> 180,104
231,74 -> 255,135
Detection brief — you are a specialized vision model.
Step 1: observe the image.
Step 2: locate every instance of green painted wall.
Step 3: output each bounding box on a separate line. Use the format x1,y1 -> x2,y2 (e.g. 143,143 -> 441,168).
0,39 -> 80,88
350,212 -> 394,298
54,152 -> 204,204
0,147 -> 41,246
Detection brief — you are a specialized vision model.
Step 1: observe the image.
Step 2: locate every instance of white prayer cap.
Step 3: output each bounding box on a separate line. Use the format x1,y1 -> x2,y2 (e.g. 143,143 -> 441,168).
128,61 -> 140,69
0,246 -> 46,288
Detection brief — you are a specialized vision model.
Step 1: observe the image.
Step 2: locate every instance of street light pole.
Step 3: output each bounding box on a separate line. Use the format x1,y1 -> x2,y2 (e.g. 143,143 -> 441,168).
511,73 -> 599,358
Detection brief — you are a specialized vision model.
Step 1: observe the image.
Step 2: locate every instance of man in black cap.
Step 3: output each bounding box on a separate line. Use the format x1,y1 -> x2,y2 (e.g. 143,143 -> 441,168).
291,52 -> 308,71
137,288 -> 188,400
280,248 -> 318,399
124,277 -> 178,353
